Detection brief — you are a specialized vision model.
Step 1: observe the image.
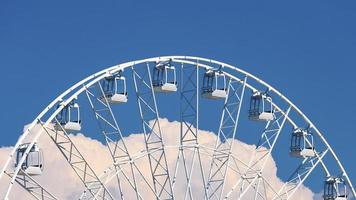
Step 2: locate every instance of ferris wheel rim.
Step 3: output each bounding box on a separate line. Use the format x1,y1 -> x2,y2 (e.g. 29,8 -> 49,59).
1,55 -> 354,199
76,58 -> 350,199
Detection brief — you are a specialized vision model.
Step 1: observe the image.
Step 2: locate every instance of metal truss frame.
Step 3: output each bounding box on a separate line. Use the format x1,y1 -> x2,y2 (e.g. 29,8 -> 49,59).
206,76 -> 247,200
273,150 -> 329,200
84,83 -> 142,200
225,106 -> 291,199
132,63 -> 174,200
41,120 -> 114,200
5,170 -> 57,200
1,56 -> 354,200
171,62 -> 208,200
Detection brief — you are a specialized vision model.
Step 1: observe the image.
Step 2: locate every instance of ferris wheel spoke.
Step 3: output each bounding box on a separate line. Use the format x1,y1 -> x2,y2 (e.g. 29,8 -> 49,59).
224,106 -> 291,200
182,147 -> 197,200
5,170 -> 57,200
89,146 -> 177,200
81,159 -> 152,200
83,167 -> 135,200
239,107 -> 291,200
172,62 -> 208,200
272,149 -> 329,200
254,178 -> 266,200
40,120 -> 114,200
84,83 -> 142,200
251,176 -> 281,200
132,63 -> 174,200
206,76 -> 247,200
261,176 -> 281,199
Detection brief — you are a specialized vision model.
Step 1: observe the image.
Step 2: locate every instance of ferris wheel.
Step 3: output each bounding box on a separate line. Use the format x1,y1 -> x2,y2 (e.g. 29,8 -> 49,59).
0,56 -> 354,200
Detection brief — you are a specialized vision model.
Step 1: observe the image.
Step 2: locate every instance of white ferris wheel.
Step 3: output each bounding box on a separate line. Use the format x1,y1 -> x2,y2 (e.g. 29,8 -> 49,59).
0,56 -> 354,200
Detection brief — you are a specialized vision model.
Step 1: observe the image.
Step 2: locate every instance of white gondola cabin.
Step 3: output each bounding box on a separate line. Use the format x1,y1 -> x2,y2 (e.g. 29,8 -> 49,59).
248,92 -> 274,121
55,101 -> 81,132
101,73 -> 128,104
152,61 -> 177,92
324,177 -> 348,200
201,69 -> 227,99
16,143 -> 43,176
290,128 -> 315,158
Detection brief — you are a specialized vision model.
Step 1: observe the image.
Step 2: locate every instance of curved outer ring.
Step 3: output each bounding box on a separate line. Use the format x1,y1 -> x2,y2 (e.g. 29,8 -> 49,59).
1,56 -> 354,198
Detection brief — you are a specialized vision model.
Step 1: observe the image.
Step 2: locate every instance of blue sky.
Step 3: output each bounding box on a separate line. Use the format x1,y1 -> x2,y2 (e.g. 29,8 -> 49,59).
1,0 -> 356,194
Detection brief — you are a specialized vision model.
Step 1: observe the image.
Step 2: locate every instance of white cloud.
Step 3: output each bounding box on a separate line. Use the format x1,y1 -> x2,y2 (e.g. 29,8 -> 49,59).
0,119 -> 314,199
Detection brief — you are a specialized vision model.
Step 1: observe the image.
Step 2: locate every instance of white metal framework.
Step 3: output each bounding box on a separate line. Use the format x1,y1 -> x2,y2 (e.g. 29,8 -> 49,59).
0,56 -> 354,200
